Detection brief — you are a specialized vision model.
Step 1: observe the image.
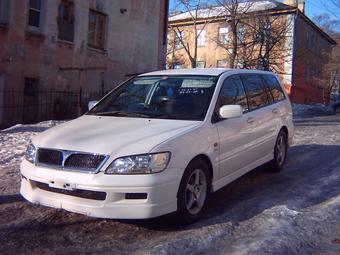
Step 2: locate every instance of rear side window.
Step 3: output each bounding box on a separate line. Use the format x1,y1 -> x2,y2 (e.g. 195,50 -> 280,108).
241,74 -> 270,110
217,76 -> 249,112
262,75 -> 285,102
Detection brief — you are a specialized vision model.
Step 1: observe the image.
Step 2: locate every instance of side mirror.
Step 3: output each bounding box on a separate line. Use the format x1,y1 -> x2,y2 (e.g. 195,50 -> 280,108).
219,105 -> 243,119
88,101 -> 98,111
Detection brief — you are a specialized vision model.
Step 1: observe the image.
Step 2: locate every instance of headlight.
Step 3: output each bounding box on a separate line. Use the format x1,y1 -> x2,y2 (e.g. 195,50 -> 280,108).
105,152 -> 170,174
25,142 -> 36,164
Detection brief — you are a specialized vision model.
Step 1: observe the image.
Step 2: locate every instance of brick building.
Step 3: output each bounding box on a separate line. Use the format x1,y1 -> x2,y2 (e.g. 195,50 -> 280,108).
167,0 -> 336,104
0,0 -> 169,127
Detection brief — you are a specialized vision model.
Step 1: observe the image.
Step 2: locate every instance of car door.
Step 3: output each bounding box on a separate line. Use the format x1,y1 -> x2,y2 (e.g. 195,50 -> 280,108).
214,75 -> 253,179
240,73 -> 277,162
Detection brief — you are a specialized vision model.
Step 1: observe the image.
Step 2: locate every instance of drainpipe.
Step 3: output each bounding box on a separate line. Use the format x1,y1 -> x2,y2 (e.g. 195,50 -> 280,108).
290,9 -> 298,101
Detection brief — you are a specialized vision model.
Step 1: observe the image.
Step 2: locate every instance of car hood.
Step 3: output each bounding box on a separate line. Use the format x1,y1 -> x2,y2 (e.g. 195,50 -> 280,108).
33,115 -> 201,157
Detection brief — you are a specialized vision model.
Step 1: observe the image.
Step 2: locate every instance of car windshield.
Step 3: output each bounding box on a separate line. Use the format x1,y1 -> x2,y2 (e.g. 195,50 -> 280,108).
87,75 -> 218,120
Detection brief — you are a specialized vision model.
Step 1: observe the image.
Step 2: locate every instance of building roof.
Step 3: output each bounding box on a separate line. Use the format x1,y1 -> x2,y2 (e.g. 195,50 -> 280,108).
169,0 -> 286,21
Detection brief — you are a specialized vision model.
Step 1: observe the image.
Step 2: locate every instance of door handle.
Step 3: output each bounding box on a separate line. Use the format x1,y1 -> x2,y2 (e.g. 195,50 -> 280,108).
272,108 -> 278,114
247,117 -> 255,124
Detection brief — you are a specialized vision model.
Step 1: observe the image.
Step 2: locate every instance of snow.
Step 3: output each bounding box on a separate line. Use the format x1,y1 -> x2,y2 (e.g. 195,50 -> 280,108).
169,1 -> 279,21
0,105 -> 339,254
0,121 -> 64,194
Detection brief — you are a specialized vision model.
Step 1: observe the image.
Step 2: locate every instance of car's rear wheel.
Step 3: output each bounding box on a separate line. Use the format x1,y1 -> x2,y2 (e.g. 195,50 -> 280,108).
269,129 -> 288,172
174,159 -> 210,225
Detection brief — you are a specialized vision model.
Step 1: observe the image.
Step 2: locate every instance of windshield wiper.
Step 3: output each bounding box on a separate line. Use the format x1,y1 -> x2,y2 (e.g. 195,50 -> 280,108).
90,111 -> 152,118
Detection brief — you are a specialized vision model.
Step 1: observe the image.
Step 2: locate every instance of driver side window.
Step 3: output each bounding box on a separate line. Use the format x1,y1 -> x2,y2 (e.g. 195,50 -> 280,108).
216,76 -> 249,112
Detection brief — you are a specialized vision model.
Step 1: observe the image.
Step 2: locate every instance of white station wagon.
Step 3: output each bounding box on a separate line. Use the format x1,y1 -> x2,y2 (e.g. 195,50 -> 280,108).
21,68 -> 294,224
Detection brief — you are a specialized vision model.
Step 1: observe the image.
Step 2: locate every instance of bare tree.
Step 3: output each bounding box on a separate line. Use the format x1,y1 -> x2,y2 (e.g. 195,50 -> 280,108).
242,13 -> 294,74
168,0 -> 217,68
214,0 -> 254,68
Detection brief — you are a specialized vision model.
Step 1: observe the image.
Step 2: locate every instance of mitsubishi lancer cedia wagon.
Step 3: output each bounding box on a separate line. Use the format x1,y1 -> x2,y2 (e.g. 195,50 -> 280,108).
20,68 -> 294,224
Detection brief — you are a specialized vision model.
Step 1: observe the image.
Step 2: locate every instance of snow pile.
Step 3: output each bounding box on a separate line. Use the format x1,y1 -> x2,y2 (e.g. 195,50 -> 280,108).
0,120 -> 64,194
292,103 -> 334,117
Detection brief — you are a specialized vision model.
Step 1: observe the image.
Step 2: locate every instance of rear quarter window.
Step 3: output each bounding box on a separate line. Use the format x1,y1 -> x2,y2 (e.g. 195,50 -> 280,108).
262,75 -> 285,102
241,74 -> 270,110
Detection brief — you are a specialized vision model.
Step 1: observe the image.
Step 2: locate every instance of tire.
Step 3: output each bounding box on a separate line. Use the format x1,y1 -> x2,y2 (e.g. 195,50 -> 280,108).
268,129 -> 288,172
173,159 -> 211,225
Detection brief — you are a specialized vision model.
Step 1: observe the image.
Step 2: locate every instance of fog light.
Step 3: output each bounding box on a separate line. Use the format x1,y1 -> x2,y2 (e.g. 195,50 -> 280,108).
125,193 -> 147,199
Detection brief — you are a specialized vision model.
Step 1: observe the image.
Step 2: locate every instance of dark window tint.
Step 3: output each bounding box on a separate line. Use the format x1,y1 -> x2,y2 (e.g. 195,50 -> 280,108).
217,76 -> 248,112
28,0 -> 41,27
242,74 -> 269,110
0,0 -> 9,24
88,10 -> 106,49
58,0 -> 74,42
262,75 -> 285,102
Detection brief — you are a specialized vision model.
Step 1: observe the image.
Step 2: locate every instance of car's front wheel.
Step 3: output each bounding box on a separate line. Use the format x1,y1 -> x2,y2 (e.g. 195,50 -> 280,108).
175,159 -> 210,225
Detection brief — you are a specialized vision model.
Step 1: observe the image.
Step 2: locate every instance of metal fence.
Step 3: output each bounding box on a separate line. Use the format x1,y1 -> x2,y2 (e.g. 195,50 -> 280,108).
0,89 -> 108,129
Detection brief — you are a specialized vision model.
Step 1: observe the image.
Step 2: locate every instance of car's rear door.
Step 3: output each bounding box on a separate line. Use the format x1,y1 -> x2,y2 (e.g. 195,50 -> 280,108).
239,73 -> 277,164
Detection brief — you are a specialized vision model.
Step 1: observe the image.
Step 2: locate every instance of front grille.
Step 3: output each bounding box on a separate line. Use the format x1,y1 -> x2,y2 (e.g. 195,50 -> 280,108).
36,148 -> 108,173
37,149 -> 63,166
34,181 -> 107,201
64,154 -> 106,170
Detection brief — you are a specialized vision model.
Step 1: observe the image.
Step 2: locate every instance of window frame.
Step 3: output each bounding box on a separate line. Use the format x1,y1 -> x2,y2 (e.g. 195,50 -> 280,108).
196,29 -> 206,47
28,0 -> 42,29
174,31 -> 184,50
211,74 -> 249,123
217,60 -> 228,68
218,27 -> 228,45
260,74 -> 286,103
88,9 -> 107,50
195,61 -> 206,68
239,73 -> 272,112
57,0 -> 74,42
0,0 -> 10,25
173,63 -> 182,69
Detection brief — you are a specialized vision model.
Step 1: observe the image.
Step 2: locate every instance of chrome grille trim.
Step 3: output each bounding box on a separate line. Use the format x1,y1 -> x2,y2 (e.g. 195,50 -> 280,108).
36,148 -> 109,174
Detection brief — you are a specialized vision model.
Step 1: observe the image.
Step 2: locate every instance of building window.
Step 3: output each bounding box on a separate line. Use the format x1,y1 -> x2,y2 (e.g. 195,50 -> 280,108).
174,63 -> 182,69
307,31 -> 313,49
237,58 -> 244,68
259,22 -> 271,44
217,60 -> 228,68
88,10 -> 106,49
305,64 -> 311,82
58,0 -> 74,42
174,31 -> 184,49
218,27 -> 228,45
317,65 -> 322,80
195,61 -> 205,68
0,0 -> 9,24
28,0 -> 41,28
237,23 -> 245,44
197,29 -> 205,47
257,57 -> 269,71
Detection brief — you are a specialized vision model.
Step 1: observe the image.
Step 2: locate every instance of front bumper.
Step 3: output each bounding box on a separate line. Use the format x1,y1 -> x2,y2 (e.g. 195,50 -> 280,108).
20,159 -> 181,219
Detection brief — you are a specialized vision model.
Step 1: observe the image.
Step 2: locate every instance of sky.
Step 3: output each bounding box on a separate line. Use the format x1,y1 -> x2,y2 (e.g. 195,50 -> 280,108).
169,0 -> 340,32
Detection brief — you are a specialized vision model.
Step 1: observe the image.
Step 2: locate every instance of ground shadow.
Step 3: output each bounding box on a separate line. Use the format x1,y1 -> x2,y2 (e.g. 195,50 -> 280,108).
0,194 -> 24,204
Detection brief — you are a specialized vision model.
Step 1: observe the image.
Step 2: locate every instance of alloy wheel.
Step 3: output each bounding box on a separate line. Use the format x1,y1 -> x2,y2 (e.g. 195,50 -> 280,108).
185,169 -> 208,215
